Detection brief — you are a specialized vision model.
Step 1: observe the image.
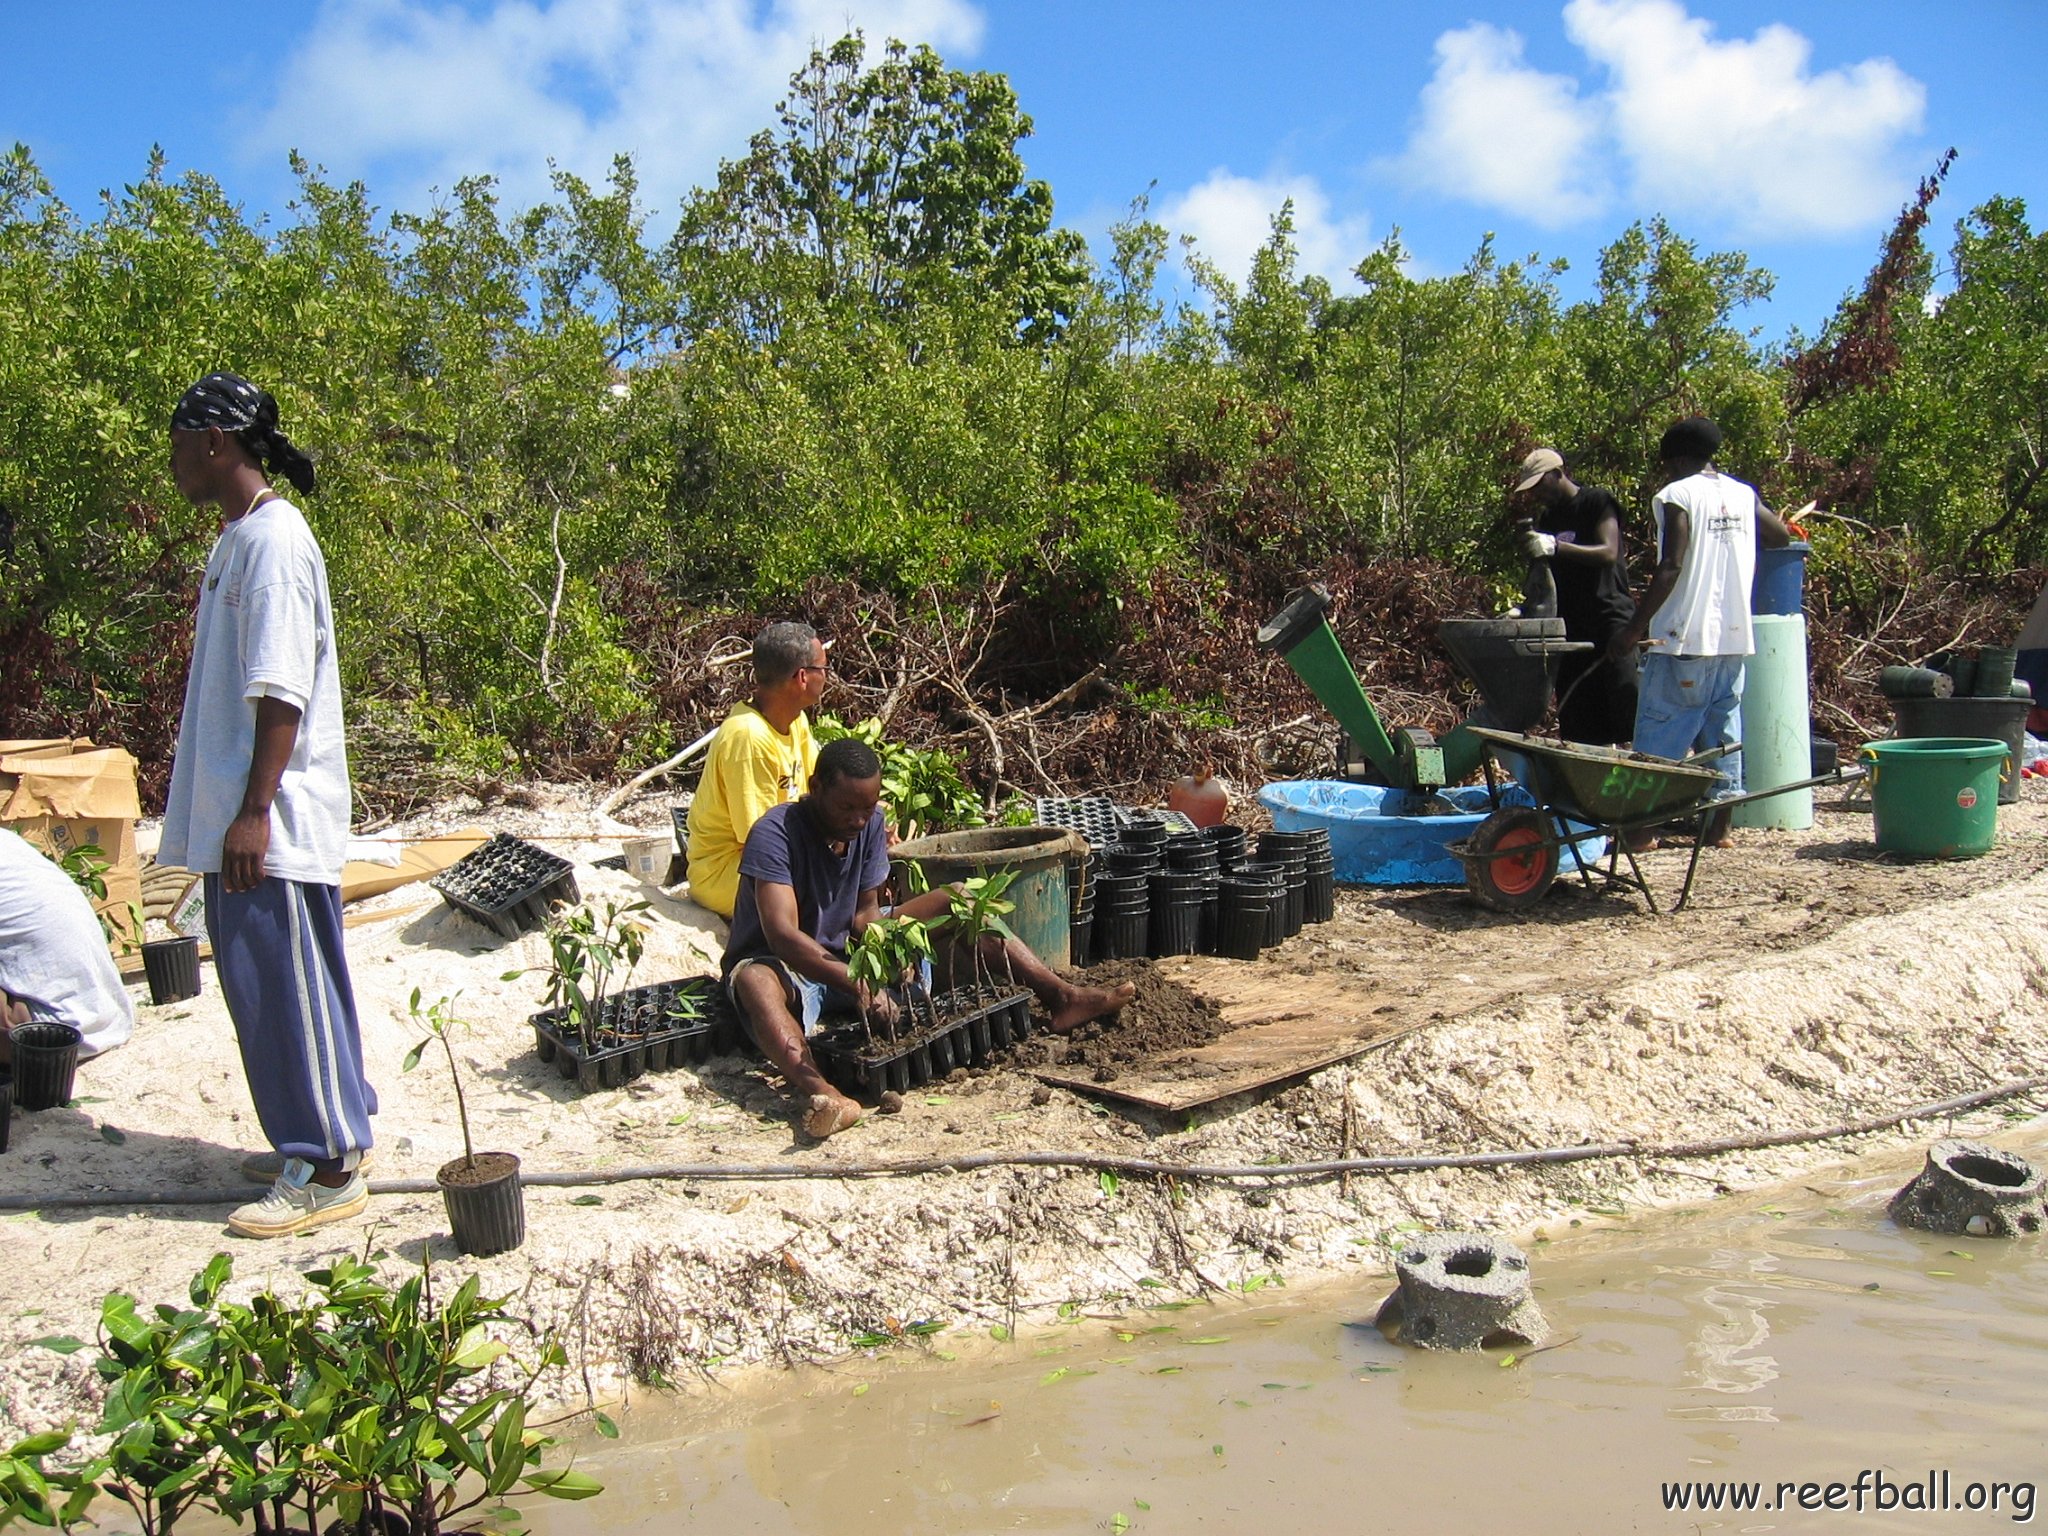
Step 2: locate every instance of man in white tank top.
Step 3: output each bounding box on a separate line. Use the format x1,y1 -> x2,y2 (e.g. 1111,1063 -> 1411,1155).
1609,417 -> 1792,848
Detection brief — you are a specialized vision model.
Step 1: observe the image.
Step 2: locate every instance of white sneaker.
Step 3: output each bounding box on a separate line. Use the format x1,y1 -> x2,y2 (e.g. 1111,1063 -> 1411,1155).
228,1159 -> 369,1239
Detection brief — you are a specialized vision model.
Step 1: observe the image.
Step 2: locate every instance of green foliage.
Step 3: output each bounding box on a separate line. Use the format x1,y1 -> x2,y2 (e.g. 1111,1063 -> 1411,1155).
48,843 -> 142,953
1796,195 -> 2048,563
503,900 -> 650,1050
673,33 -> 1087,344
815,714 -> 986,835
0,1430 -> 87,1532
39,1254 -> 601,1536
944,871 -> 1020,995
845,912 -> 939,1042
5,54 -> 2045,797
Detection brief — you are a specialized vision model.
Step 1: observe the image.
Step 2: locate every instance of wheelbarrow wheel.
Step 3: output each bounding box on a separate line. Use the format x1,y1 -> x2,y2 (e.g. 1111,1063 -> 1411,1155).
1463,807 -> 1559,912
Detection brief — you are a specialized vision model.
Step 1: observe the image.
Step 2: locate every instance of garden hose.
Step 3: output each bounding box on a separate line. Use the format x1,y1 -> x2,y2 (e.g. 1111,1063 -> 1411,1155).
3,1076 -> 2042,1212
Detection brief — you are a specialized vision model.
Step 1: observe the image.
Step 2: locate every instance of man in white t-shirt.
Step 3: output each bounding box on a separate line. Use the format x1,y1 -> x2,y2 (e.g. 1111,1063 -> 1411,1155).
0,828 -> 135,1061
161,373 -> 375,1239
1609,417 -> 1792,849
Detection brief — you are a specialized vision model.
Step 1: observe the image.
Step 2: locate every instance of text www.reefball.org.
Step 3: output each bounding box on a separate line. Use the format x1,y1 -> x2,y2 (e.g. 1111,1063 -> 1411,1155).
1660,1470 -> 2035,1523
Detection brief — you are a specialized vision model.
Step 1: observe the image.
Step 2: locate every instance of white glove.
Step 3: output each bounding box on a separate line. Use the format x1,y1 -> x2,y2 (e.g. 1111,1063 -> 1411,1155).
1519,529 -> 1557,560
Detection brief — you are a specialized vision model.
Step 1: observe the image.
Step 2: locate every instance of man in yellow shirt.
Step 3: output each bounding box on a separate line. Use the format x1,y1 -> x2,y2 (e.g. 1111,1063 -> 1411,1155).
685,622 -> 827,918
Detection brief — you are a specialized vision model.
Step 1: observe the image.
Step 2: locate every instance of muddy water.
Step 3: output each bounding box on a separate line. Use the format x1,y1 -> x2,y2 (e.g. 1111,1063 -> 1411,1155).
542,1132 -> 2048,1534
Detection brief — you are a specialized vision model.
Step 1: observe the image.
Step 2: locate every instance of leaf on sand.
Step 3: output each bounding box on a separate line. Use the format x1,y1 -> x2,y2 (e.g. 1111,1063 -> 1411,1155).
569,1194 -> 604,1206
852,1383 -> 870,1397
100,1125 -> 128,1145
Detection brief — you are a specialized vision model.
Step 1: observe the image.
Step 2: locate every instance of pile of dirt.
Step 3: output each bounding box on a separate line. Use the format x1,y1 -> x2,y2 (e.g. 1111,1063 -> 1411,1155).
1014,958 -> 1235,1081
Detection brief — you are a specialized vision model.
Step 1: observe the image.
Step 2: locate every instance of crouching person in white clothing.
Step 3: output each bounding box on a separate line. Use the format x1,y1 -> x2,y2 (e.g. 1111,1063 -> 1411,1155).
0,827 -> 136,1061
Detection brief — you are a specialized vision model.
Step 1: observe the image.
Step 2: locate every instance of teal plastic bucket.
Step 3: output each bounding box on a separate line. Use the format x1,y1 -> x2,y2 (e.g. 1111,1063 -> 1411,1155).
1859,737 -> 2007,859
891,826 -> 1086,968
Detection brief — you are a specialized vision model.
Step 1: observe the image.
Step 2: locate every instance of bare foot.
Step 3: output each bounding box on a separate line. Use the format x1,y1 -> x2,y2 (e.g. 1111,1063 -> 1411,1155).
1049,981 -> 1137,1035
802,1091 -> 862,1140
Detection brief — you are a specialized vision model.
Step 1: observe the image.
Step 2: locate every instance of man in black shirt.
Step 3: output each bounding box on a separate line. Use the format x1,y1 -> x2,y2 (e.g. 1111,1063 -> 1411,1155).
1512,447 -> 1639,745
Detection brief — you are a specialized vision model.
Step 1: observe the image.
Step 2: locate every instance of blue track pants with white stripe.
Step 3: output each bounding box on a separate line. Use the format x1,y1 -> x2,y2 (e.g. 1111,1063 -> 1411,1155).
205,875 -> 377,1167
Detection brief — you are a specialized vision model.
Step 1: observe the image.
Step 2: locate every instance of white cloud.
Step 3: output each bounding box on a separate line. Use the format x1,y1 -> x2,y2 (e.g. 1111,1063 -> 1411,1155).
253,0 -> 986,214
1159,170 -> 1372,290
1388,22 -> 1607,227
1389,0 -> 1925,240
1565,0 -> 1925,237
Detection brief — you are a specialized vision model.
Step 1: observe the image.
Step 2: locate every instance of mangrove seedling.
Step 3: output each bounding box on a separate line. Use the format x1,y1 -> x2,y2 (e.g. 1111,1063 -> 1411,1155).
504,898 -> 650,1051
947,870 -> 1021,999
403,989 -> 481,1168
56,841 -> 145,954
846,913 -> 939,1044
42,1253 -> 605,1536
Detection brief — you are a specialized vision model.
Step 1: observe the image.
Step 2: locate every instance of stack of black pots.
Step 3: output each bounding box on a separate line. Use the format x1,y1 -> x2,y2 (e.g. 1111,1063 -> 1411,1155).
1252,830 -> 1316,938
1095,854 -> 1152,960
1162,832 -> 1222,954
1236,857 -> 1292,947
1197,824 -> 1263,960
1067,849 -> 1098,964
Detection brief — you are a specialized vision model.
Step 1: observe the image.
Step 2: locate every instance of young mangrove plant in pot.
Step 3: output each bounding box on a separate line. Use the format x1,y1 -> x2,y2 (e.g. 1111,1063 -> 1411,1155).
506,898 -> 650,1054
845,914 -> 938,1047
947,870 -> 1022,1003
404,989 -> 524,1257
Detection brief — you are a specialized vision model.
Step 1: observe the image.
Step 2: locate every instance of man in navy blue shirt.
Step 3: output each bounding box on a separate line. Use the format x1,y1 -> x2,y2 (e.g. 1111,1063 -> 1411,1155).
726,737 -> 1134,1139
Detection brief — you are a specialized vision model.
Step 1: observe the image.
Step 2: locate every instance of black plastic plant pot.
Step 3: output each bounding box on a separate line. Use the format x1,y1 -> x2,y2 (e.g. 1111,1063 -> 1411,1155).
1149,897 -> 1202,957
1069,911 -> 1095,967
438,1151 -> 524,1257
0,1072 -> 11,1153
1102,909 -> 1150,961
1201,824 -> 1248,863
11,1023 -> 81,1111
140,935 -> 202,1005
1215,879 -> 1272,960
1305,871 -> 1337,924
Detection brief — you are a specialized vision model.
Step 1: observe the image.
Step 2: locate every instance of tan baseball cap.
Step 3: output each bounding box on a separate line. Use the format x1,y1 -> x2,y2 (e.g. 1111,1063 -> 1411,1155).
1513,448 -> 1563,492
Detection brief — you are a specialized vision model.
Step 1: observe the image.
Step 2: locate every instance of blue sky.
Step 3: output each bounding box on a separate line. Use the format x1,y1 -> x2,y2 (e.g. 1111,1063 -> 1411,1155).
6,0 -> 2043,340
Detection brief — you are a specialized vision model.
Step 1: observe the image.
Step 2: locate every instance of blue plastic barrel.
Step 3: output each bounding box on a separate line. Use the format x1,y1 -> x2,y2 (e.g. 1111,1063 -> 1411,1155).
1752,540 -> 1810,616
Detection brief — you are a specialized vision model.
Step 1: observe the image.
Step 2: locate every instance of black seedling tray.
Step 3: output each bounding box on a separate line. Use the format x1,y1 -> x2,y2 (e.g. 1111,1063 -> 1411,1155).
431,833 -> 580,939
531,977 -> 742,1093
1034,796 -> 1124,849
811,988 -> 1031,1096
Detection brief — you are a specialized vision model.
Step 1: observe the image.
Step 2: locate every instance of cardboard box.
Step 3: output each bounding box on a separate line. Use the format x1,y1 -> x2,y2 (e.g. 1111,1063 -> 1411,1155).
0,738 -> 145,954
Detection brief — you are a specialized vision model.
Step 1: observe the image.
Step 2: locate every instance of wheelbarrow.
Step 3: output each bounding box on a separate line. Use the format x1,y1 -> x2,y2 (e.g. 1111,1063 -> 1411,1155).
1451,726 -> 1863,914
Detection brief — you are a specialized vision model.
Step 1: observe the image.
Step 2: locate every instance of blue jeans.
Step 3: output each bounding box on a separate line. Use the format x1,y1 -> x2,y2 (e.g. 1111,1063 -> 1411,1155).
1634,652 -> 1746,798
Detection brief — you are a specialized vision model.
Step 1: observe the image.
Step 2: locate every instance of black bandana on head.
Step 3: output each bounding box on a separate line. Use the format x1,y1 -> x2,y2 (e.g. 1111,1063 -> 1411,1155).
169,372 -> 318,495
170,372 -> 271,433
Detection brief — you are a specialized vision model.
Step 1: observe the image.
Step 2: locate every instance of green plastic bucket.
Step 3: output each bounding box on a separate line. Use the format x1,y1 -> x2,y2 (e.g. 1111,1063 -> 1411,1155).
1859,737 -> 2007,859
891,826 -> 1087,968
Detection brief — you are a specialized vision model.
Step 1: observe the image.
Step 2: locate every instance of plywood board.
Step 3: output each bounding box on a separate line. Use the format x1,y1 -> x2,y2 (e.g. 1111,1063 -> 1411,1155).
1033,955 -> 1424,1112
